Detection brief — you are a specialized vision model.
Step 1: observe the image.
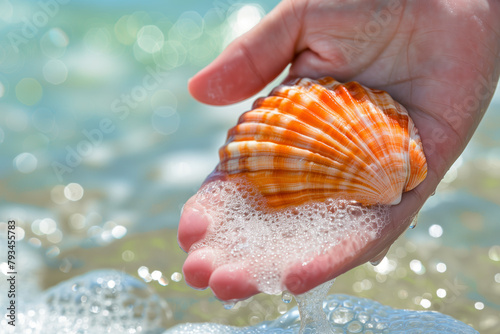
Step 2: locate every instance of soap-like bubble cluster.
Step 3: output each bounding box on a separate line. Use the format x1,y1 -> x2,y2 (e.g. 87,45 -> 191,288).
1,270 -> 172,334
192,179 -> 390,294
165,294 -> 479,334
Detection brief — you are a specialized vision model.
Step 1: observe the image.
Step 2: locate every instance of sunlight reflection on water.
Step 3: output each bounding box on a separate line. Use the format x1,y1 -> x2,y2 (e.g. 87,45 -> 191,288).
0,0 -> 499,333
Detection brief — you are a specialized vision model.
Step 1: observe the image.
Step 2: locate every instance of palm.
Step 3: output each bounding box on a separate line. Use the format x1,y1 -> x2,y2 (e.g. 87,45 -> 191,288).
181,0 -> 500,298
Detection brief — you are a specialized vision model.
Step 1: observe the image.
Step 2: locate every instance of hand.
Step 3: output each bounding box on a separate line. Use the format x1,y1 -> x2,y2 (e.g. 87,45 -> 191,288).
178,0 -> 500,300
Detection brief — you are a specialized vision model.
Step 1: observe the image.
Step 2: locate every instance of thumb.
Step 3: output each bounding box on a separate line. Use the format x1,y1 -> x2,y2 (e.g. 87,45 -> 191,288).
188,2 -> 301,105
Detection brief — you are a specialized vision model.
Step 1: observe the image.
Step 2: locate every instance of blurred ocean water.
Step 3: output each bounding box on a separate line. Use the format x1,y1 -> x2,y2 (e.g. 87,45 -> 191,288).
0,0 -> 499,333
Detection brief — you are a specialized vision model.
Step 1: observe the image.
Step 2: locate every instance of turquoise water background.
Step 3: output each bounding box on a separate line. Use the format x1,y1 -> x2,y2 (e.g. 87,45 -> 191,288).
0,0 -> 499,333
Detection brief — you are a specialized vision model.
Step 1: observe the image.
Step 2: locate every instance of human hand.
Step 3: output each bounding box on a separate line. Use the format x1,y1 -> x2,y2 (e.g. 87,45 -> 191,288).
178,0 -> 500,300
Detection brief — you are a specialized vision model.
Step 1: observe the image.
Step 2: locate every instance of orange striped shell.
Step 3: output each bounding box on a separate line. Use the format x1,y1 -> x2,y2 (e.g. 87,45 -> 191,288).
215,77 -> 427,208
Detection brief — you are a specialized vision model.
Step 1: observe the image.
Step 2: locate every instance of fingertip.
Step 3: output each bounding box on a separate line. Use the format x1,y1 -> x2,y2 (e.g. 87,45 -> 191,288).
177,204 -> 211,252
188,48 -> 269,105
209,266 -> 259,301
183,248 -> 216,290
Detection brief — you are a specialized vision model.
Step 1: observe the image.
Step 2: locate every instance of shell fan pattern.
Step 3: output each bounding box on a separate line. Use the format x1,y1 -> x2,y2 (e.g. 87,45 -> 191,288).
216,77 -> 427,208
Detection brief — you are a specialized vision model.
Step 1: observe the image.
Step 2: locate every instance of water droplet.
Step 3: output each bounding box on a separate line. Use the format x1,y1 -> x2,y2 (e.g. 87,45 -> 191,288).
347,320 -> 363,333
409,216 -> 418,229
331,307 -> 354,324
223,301 -> 235,310
281,291 -> 293,304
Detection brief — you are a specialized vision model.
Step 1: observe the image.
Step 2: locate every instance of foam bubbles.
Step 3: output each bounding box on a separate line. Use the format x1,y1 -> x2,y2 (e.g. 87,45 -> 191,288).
165,293 -> 479,334
191,179 -> 390,294
0,270 -> 172,333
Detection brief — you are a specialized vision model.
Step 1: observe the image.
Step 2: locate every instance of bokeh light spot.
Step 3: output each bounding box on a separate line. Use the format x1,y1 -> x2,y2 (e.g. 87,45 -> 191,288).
47,229 -> 63,243
40,28 -> 69,58
151,107 -> 180,135
13,152 -> 38,173
51,185 -> 68,204
151,270 -> 162,280
115,15 -> 136,45
40,218 -> 57,234
122,250 -> 135,262
494,273 -> 500,283
174,11 -> 203,40
428,224 -> 443,238
43,59 -> 68,85
436,288 -> 447,298
137,25 -> 164,53
489,245 -> 500,261
420,298 -> 431,309
111,225 -> 127,239
409,259 -> 425,275
226,4 -> 264,44
475,302 -> 485,310
171,272 -> 182,282
64,183 -> 84,201
16,78 -> 43,105
69,213 -> 86,230
436,262 -> 447,273
153,40 -> 186,69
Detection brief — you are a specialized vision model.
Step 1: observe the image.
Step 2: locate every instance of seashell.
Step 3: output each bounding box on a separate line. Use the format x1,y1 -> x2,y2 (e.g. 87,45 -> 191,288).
215,77 -> 427,208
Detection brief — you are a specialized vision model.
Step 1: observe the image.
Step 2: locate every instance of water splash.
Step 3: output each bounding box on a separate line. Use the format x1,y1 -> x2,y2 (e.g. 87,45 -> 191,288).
294,280 -> 336,334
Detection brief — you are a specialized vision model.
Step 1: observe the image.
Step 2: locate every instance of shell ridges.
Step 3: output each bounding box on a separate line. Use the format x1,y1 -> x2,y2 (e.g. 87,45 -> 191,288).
216,77 -> 427,208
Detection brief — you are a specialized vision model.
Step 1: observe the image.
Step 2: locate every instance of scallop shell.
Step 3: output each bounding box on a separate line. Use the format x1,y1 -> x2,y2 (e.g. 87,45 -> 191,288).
215,77 -> 427,208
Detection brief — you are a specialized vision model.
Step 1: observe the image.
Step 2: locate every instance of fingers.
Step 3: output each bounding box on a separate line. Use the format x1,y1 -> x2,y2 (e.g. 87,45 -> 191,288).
177,198 -> 211,252
182,248 -> 217,289
209,265 -> 260,301
284,232 -> 375,295
188,1 -> 302,105
183,248 -> 260,300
